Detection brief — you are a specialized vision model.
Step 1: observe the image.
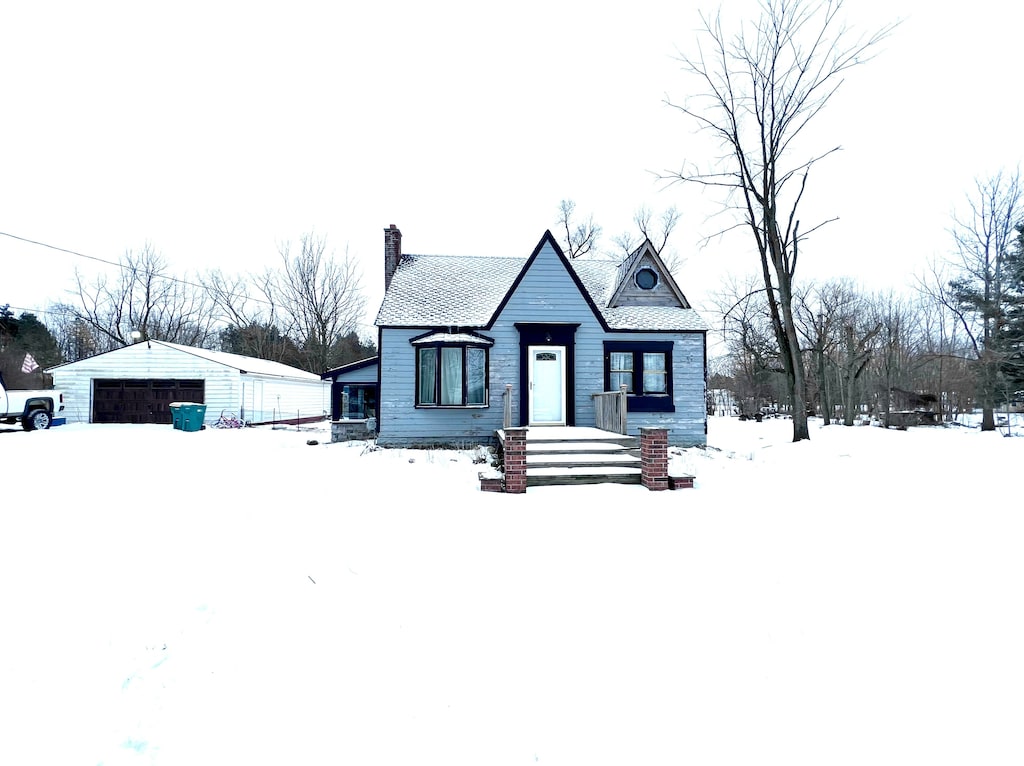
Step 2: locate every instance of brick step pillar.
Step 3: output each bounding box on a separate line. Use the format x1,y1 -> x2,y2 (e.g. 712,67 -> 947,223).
640,427 -> 669,491
503,427 -> 528,494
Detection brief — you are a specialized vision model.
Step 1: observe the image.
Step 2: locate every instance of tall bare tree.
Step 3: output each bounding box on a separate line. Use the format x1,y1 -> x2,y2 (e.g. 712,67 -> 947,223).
64,243 -> 217,351
664,0 -> 896,441
920,170 -> 1023,430
712,274 -> 785,416
203,269 -> 301,364
272,233 -> 366,373
795,279 -> 861,425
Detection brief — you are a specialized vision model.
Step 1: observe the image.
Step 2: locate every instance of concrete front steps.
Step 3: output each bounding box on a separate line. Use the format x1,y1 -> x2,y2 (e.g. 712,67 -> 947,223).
520,426 -> 641,487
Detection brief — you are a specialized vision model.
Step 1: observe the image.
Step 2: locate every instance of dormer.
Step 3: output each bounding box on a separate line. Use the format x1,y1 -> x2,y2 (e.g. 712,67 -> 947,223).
607,239 -> 691,309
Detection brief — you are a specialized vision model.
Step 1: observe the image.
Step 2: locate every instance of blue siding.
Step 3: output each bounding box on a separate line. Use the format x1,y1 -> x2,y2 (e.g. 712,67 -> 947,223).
331,363 -> 378,385
377,241 -> 707,448
377,327 -> 501,446
606,331 -> 707,447
489,241 -> 605,428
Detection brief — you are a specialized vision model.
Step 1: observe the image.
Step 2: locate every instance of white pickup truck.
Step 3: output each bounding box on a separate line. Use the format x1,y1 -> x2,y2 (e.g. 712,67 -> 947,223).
0,373 -> 65,430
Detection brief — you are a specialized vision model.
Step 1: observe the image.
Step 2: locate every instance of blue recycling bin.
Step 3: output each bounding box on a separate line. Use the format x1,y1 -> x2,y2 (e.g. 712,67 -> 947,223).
169,402 -> 206,431
169,403 -> 184,430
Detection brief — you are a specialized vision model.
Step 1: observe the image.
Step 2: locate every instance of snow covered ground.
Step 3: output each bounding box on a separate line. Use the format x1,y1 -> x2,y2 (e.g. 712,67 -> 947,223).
2,415 -> 1022,765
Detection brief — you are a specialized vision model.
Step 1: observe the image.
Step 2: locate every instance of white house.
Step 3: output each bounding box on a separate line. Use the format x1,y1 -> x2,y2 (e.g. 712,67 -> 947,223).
48,340 -> 330,426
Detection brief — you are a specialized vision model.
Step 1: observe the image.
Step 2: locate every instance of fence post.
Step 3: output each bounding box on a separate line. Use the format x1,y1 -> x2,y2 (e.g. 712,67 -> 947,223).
618,385 -> 628,434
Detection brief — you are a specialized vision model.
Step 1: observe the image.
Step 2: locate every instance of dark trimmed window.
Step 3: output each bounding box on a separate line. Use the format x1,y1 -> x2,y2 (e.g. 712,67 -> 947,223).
635,267 -> 658,290
416,344 -> 488,407
604,341 -> 674,412
339,384 -> 377,419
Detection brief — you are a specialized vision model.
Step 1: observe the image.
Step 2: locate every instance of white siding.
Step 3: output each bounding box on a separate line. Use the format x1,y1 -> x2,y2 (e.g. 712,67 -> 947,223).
51,343 -> 328,425
240,375 -> 330,424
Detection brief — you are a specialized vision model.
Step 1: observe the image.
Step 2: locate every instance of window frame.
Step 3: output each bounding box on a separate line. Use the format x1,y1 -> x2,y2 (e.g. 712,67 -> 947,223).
634,267 -> 659,290
340,383 -> 377,419
603,341 -> 675,412
415,342 -> 490,408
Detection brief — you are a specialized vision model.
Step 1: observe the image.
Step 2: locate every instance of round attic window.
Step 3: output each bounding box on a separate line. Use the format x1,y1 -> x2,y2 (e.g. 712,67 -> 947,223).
635,267 -> 658,290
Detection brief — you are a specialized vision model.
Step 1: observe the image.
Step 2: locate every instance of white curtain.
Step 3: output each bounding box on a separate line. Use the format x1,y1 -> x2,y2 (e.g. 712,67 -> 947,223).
610,351 -> 633,392
643,353 -> 667,393
440,347 -> 463,405
418,348 -> 437,404
466,347 -> 486,405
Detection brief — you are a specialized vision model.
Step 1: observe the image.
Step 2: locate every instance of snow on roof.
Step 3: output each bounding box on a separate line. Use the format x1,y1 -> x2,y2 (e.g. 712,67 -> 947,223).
572,260 -> 708,332
152,341 -> 324,380
375,254 -> 524,327
375,250 -> 708,332
410,332 -> 495,346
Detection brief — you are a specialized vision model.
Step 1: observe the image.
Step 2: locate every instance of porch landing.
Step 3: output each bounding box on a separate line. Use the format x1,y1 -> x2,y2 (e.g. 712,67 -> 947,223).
498,426 -> 642,487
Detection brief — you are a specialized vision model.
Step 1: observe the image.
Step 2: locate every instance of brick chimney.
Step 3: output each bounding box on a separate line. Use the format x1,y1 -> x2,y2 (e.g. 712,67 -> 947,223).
384,224 -> 402,291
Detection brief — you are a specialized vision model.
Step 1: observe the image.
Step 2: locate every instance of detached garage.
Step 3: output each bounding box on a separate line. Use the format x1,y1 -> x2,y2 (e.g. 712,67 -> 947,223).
49,340 -> 330,426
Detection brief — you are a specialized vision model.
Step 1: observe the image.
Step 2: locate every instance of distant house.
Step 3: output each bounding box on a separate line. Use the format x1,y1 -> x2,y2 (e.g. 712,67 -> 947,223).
373,225 -> 709,447
48,340 -> 329,426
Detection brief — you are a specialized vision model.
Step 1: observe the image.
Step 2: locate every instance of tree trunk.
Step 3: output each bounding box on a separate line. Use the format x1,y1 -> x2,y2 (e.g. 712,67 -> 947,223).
776,273 -> 810,441
817,346 -> 831,426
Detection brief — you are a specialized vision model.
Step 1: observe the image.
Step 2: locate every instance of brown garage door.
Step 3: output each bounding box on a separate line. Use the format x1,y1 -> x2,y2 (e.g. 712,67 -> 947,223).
92,379 -> 205,424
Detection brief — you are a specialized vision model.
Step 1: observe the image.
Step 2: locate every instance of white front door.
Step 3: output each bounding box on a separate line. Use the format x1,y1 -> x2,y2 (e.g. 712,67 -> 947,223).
529,346 -> 566,425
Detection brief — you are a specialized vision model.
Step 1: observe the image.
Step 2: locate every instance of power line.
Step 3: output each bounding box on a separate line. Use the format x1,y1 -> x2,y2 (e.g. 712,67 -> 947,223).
0,230 -> 124,270
0,229 -> 243,304
0,230 -> 379,332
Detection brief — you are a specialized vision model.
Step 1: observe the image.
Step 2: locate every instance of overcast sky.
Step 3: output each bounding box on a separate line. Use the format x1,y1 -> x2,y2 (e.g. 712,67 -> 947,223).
2,1 -> 1021,340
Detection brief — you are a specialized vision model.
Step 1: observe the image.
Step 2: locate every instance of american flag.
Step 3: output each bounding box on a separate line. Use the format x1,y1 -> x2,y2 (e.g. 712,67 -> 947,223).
21,353 -> 39,373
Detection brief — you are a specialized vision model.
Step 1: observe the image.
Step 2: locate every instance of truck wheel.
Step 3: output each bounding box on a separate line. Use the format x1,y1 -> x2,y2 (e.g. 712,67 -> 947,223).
23,410 -> 52,431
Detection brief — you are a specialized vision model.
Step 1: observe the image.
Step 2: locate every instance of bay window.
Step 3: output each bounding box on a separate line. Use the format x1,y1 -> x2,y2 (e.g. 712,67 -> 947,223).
414,333 -> 490,407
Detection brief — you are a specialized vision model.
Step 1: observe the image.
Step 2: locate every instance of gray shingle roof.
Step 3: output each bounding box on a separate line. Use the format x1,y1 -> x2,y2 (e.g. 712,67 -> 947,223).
573,260 -> 708,331
375,255 -> 523,327
375,251 -> 708,332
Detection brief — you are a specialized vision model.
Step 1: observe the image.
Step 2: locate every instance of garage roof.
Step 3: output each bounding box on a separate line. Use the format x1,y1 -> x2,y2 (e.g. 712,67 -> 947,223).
48,340 -> 324,381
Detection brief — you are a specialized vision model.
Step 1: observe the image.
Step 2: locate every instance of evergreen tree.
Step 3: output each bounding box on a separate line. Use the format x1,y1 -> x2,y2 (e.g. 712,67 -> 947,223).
0,306 -> 63,387
997,224 -> 1024,397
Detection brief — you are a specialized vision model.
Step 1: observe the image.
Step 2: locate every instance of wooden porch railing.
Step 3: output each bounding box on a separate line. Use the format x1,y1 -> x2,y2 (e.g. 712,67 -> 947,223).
503,383 -> 513,429
592,385 -> 628,434
503,383 -> 628,433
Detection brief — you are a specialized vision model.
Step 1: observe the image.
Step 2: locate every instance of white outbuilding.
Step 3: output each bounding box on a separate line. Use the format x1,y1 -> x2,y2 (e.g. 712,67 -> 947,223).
48,340 -> 330,426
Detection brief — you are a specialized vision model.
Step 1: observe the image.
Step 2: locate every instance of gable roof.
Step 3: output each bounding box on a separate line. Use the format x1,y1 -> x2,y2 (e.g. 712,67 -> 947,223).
375,230 -> 708,332
607,239 -> 692,309
572,260 -> 707,331
49,340 -> 323,381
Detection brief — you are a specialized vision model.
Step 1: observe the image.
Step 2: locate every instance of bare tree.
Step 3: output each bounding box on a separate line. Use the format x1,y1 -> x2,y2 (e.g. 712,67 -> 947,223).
557,199 -> 602,259
711,274 -> 785,416
664,0 -> 897,441
914,289 -> 970,419
611,205 -> 686,276
202,269 -> 301,364
948,170 -> 1022,430
919,170 -> 1023,430
272,232 -> 366,373
837,315 -> 882,426
65,244 -> 217,351
794,279 -> 861,425
612,205 -> 681,255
